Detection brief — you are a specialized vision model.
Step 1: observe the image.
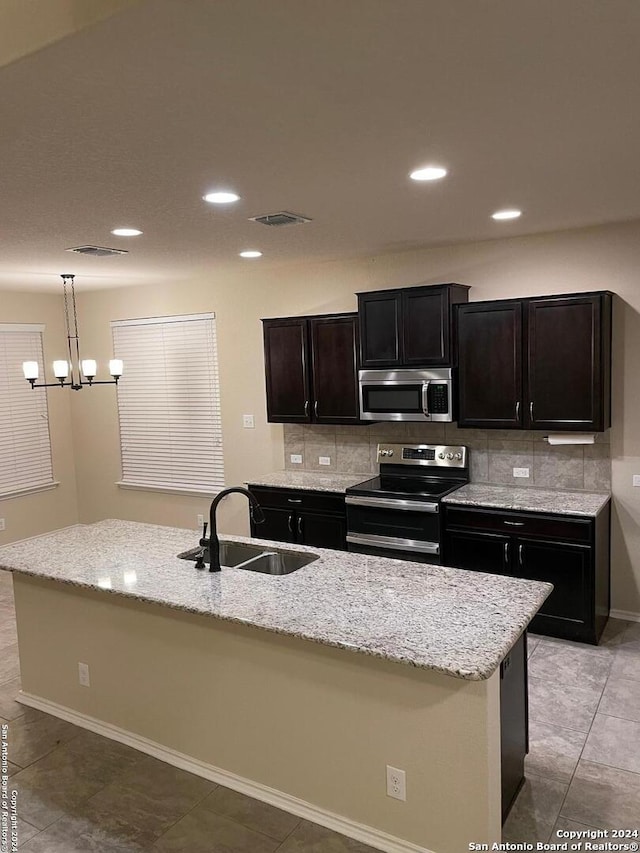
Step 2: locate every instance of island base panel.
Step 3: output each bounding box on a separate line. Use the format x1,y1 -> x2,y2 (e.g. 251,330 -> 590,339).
13,574 -> 502,853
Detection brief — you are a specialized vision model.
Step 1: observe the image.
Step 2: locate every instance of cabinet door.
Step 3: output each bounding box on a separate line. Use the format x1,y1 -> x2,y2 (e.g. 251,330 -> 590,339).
358,291 -> 402,367
527,295 -> 608,431
403,284 -> 468,366
402,287 -> 450,366
297,511 -> 347,551
443,529 -> 511,575
516,538 -> 591,639
310,315 -> 360,423
263,319 -> 311,423
251,507 -> 296,544
457,302 -> 523,428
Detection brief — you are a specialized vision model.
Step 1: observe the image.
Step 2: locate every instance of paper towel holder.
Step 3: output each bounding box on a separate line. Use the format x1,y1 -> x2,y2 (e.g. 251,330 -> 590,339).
544,433 -> 596,446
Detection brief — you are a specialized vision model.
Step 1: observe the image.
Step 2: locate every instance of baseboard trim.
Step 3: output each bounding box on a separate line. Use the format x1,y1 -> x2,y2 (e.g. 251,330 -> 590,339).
18,691 -> 433,853
610,609 -> 640,623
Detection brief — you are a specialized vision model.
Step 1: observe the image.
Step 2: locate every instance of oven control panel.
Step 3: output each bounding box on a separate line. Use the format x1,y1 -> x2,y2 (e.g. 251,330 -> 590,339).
376,444 -> 467,468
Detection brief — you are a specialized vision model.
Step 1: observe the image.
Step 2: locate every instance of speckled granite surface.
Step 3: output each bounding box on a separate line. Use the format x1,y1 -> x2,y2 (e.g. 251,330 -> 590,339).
246,471 -> 371,493
443,484 -> 610,517
0,519 -> 551,681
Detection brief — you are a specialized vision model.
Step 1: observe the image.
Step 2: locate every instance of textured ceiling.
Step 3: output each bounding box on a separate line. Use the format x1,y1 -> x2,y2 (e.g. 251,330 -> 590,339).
1,0 -> 639,291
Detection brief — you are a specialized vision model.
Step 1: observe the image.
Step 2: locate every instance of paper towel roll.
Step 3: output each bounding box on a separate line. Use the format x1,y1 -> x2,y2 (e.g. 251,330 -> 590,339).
546,433 -> 595,445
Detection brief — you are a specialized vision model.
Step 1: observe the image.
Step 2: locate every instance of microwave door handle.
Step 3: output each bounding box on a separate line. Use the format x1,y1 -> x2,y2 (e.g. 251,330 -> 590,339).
422,381 -> 431,416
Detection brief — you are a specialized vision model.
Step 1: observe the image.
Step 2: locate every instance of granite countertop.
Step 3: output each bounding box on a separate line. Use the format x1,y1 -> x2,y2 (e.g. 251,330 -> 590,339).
246,471 -> 371,493
443,484 -> 610,517
0,519 -> 551,682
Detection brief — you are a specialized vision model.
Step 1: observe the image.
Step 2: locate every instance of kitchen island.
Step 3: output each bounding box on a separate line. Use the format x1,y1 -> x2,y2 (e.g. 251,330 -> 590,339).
0,520 -> 550,853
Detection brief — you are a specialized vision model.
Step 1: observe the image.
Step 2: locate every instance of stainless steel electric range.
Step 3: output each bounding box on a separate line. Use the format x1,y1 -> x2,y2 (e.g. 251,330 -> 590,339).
345,443 -> 469,563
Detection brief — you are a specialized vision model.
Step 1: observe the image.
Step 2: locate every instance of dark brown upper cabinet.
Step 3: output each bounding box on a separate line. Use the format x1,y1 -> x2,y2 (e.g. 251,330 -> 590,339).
357,283 -> 470,368
457,301 -> 523,428
263,313 -> 362,424
456,291 -> 612,431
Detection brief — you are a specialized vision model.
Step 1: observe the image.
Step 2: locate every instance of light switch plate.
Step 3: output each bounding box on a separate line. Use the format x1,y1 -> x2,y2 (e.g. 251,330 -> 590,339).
633,475 -> 640,488
290,454 -> 303,464
0,519 -> 5,532
513,467 -> 530,478
242,414 -> 255,429
319,456 -> 331,466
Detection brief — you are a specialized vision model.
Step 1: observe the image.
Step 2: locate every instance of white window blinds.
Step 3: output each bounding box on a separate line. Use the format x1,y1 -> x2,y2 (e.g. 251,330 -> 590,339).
112,313 -> 225,495
0,325 -> 54,498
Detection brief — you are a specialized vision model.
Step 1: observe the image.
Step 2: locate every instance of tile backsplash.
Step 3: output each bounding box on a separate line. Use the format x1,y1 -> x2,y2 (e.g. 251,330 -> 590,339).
283,423 -> 611,492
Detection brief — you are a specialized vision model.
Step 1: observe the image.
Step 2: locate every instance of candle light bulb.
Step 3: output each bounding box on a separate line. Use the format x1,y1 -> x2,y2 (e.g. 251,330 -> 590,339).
53,360 -> 69,379
81,359 -> 97,378
23,361 -> 39,380
109,359 -> 123,378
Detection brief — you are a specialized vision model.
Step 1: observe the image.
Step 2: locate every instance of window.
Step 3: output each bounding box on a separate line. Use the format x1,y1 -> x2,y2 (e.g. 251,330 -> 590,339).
112,313 -> 225,495
0,324 -> 55,498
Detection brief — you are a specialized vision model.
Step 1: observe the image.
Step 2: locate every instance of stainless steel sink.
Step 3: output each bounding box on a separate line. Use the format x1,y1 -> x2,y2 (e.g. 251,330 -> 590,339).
236,550 -> 318,575
177,542 -> 318,575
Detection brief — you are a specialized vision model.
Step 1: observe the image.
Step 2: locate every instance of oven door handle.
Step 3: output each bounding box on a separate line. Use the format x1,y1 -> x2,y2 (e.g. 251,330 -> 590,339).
346,533 -> 440,555
422,381 -> 431,417
345,495 -> 439,513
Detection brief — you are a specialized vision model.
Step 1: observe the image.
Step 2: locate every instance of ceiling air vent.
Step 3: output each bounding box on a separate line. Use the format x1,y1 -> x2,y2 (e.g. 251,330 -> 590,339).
249,211 -> 312,227
65,245 -> 128,257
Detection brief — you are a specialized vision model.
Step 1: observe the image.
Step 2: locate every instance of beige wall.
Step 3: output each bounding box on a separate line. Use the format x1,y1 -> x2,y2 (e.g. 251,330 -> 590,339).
0,0 -> 140,70
0,291 -> 79,543
69,218 -> 640,614
14,574 -> 503,851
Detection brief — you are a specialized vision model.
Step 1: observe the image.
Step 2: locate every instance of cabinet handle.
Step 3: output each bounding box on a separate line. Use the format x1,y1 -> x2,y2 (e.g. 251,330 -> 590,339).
287,514 -> 293,533
504,521 -> 525,527
304,400 -> 310,417
504,542 -> 510,566
515,401 -> 520,421
287,498 -> 302,504
314,401 -> 319,418
518,543 -> 524,568
297,517 -> 303,537
529,401 -> 535,422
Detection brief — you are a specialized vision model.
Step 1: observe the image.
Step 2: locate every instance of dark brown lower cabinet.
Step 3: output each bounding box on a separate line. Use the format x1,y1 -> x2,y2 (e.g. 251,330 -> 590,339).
247,486 -> 347,551
443,504 -> 611,644
500,633 -> 528,822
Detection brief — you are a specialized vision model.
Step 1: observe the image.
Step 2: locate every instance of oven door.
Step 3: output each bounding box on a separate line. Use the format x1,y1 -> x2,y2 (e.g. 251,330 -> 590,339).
345,495 -> 441,563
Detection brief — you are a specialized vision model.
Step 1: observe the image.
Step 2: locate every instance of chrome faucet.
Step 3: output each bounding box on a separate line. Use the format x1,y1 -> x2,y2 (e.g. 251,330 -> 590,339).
200,487 -> 265,572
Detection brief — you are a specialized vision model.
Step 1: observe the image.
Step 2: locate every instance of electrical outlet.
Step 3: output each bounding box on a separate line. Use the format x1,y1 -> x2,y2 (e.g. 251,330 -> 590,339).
242,414 -> 255,429
318,456 -> 331,466
0,519 -> 5,532
290,454 -> 303,464
78,662 -> 90,687
197,513 -> 205,528
633,475 -> 640,488
513,467 -> 530,478
386,765 -> 406,801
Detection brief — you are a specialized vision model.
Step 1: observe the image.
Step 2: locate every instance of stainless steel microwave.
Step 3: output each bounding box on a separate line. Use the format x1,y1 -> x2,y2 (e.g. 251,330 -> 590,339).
358,368 -> 454,422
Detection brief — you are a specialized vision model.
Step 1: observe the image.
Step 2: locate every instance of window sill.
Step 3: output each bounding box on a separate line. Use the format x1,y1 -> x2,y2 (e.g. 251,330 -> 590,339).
0,481 -> 60,502
116,481 -> 221,499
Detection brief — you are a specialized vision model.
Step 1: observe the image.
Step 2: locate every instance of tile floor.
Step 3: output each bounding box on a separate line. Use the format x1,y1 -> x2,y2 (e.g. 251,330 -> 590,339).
1,567 -> 639,850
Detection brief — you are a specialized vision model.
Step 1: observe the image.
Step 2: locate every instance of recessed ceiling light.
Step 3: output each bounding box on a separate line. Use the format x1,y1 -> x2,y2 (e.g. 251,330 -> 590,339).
111,227 -> 143,237
203,191 -> 240,204
239,250 -> 262,258
409,165 -> 448,182
491,209 -> 522,220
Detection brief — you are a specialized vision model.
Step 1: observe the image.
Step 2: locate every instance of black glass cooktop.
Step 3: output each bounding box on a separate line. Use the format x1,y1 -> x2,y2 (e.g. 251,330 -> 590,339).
346,475 -> 464,502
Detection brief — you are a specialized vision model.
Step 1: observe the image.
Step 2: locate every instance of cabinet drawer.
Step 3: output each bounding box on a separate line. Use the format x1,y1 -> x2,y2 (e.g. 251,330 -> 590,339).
247,486 -> 346,515
445,507 -> 592,543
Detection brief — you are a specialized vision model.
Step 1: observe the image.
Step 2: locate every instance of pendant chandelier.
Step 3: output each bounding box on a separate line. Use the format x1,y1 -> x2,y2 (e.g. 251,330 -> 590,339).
22,274 -> 123,390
